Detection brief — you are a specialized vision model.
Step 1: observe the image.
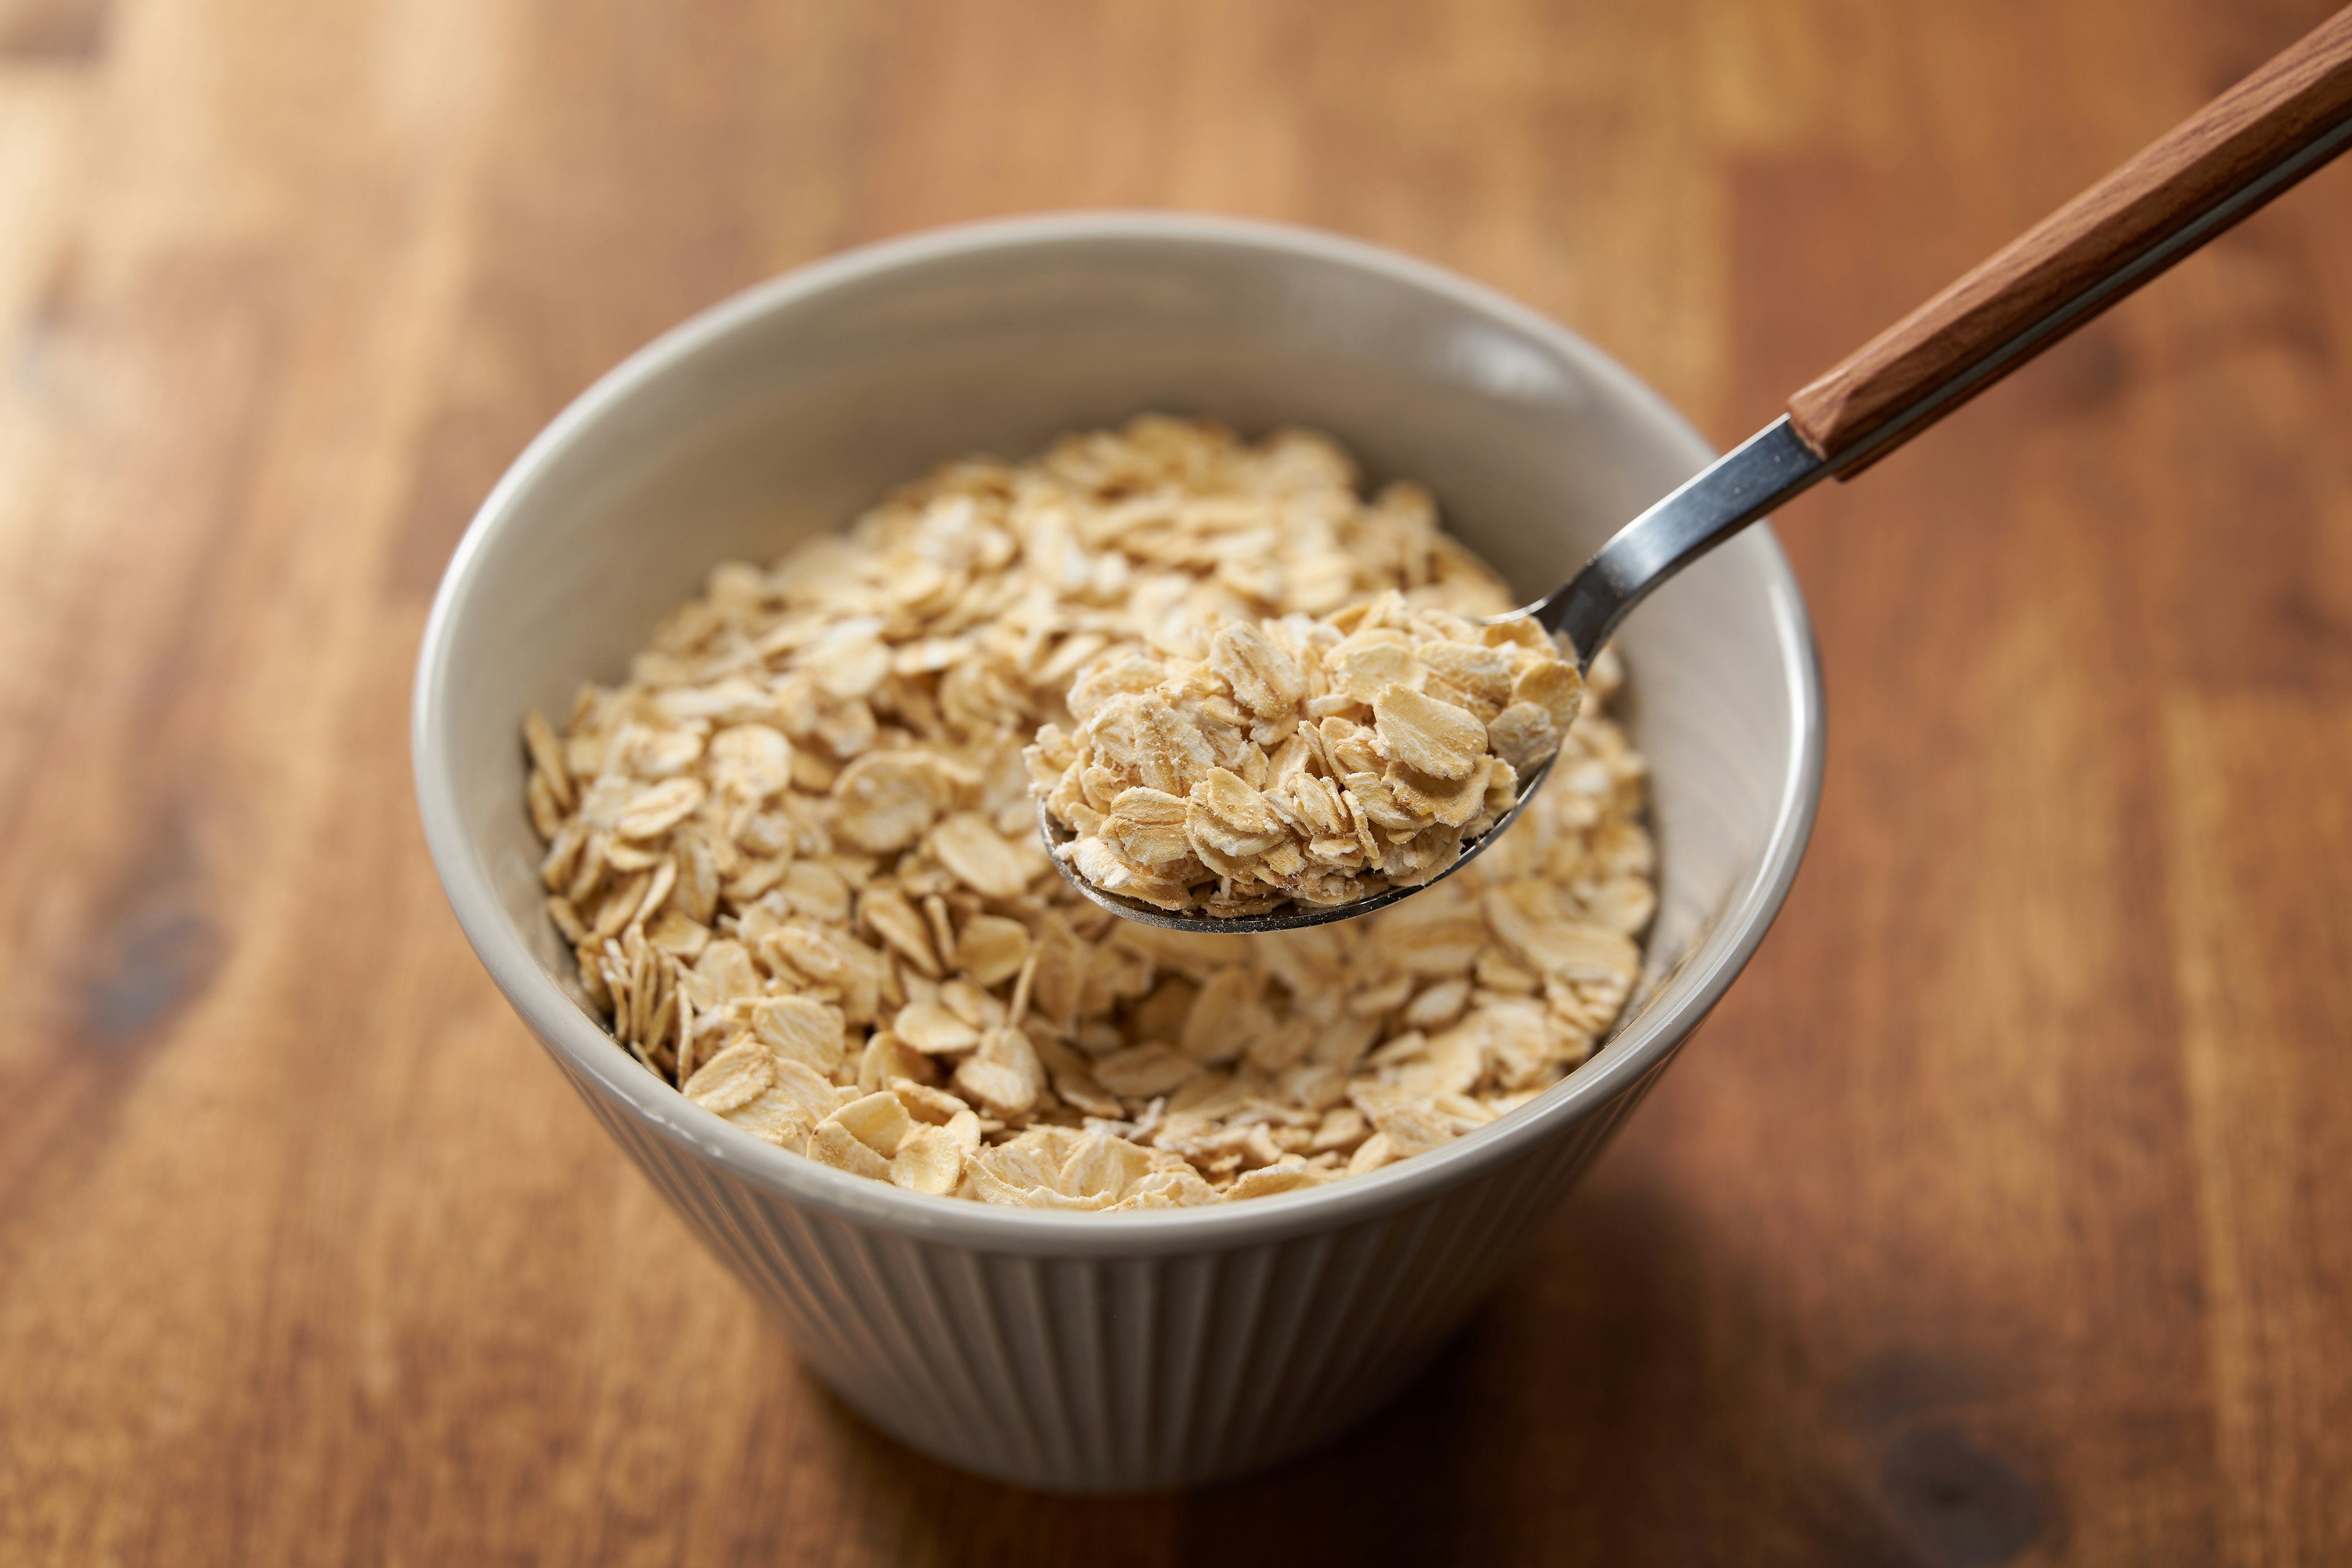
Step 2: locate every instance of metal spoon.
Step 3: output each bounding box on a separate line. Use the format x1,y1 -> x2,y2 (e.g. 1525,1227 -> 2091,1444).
1045,7 -> 2352,934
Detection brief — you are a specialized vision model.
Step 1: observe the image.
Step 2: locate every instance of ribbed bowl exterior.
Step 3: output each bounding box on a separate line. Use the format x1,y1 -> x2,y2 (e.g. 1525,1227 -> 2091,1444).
567,1054 -> 1672,1491
414,214 -> 1823,1495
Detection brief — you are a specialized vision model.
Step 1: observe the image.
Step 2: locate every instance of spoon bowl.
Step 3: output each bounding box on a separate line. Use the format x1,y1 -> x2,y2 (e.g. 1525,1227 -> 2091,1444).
1039,752 -> 1562,934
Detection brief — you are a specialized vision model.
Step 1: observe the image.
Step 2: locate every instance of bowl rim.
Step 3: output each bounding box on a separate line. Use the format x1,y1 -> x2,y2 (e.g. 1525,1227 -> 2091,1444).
412,209 -> 1825,1257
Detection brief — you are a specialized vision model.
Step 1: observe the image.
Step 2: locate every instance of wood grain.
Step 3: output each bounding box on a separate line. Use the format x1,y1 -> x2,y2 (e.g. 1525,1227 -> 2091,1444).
1787,3 -> 2352,461
1,1 -> 2348,1563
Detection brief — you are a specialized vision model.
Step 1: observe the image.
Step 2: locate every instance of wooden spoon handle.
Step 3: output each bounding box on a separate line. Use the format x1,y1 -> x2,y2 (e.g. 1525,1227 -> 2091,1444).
1788,6 -> 2352,466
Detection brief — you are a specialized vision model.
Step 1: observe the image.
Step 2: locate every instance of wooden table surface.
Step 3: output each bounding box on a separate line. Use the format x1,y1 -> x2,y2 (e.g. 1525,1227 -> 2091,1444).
4,0 -> 2348,1562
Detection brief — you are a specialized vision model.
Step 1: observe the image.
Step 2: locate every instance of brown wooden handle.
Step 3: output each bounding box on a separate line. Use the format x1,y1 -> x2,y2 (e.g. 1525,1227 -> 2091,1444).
1788,6 -> 2352,464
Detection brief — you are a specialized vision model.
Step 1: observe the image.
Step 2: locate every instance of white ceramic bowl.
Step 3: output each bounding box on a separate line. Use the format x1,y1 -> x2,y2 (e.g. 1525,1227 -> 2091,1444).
413,213 -> 1823,1493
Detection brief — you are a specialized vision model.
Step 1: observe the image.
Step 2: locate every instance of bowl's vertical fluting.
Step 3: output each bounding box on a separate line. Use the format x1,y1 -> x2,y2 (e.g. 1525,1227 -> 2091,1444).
414,213 -> 1823,1492
571,1047 -> 1678,1490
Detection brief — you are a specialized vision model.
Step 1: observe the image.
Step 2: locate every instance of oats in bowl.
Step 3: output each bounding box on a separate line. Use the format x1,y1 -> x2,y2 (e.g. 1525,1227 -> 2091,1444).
523,416 -> 1653,1209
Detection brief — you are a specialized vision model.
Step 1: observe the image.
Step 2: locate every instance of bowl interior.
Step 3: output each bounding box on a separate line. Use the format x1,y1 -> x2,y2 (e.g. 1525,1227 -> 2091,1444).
418,216 -> 1818,1216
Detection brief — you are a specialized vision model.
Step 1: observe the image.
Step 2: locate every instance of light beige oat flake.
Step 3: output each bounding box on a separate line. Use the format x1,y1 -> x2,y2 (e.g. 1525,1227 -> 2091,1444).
753,996 -> 848,1074
682,1040 -> 774,1115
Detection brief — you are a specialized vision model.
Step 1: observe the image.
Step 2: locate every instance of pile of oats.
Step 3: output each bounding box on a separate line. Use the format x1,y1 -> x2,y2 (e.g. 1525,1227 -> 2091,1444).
1031,595 -> 1583,913
524,417 -> 1654,1210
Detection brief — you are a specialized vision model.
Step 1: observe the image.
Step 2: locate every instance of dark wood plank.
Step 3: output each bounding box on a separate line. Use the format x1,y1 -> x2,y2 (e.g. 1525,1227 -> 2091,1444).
2162,692 -> 2352,1565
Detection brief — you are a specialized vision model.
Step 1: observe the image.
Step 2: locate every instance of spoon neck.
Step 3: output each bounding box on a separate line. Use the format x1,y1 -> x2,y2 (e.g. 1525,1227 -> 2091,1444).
1531,415 -> 1827,668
